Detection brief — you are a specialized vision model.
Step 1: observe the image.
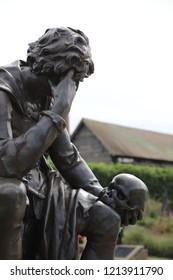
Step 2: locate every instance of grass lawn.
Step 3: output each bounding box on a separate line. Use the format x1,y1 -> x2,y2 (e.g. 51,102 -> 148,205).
148,256 -> 172,260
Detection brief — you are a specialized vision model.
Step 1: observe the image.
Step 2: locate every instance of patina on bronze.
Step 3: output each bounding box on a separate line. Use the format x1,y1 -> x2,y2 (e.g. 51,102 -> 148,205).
0,27 -> 148,259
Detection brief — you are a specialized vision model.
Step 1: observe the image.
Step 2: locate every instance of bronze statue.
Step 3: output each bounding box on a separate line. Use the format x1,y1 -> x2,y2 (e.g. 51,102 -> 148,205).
0,27 -> 148,260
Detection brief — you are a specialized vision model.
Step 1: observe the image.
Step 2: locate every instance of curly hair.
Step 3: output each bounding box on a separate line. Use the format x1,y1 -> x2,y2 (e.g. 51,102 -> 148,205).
27,27 -> 94,81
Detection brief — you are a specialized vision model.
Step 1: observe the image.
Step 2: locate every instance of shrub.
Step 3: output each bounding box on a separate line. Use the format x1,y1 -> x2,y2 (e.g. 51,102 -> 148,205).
123,225 -> 173,258
88,162 -> 173,203
48,158 -> 173,202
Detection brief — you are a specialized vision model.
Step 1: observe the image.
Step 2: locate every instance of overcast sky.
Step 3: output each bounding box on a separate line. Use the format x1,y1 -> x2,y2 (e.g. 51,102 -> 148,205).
1,0 -> 173,134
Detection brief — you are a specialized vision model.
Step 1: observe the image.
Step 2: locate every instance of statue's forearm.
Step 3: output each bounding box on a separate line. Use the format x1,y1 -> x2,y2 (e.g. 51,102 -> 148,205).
49,134 -> 103,197
0,114 -> 65,179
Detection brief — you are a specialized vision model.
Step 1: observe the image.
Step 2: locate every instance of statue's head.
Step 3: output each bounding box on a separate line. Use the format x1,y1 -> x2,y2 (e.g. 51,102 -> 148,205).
108,173 -> 148,226
27,27 -> 94,83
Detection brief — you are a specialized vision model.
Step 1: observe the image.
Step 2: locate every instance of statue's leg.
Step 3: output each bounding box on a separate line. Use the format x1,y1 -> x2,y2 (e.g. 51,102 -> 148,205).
80,200 -> 120,260
0,178 -> 27,259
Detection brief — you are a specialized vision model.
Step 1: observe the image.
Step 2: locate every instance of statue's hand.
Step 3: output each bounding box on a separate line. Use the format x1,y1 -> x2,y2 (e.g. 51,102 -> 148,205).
98,188 -> 116,209
50,70 -> 77,118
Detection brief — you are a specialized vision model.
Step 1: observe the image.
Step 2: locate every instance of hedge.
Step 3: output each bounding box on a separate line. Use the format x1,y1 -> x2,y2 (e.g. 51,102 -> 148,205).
48,158 -> 173,203
88,162 -> 173,203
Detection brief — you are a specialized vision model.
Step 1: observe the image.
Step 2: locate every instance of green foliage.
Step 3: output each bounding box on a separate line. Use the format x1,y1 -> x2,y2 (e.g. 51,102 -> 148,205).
88,162 -> 173,258
88,162 -> 173,203
48,157 -> 56,170
123,225 -> 173,258
122,199 -> 173,258
48,158 -> 173,258
48,158 -> 173,202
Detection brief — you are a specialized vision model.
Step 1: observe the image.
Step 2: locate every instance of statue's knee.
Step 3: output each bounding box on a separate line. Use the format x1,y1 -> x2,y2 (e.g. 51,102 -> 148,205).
0,178 -> 26,203
90,201 -> 120,235
102,205 -> 121,232
0,178 -> 26,219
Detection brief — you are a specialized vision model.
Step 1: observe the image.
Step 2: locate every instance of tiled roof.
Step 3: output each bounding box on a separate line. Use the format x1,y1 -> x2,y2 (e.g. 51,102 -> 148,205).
72,118 -> 173,162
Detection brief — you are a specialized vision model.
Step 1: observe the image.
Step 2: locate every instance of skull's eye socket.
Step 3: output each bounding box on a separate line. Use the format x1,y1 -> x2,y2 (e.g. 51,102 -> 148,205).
117,190 -> 126,201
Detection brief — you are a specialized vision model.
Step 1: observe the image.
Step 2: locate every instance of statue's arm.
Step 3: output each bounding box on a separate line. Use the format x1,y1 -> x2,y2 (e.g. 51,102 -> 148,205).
48,129 -> 103,197
0,70 -> 77,179
0,90 -> 66,179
